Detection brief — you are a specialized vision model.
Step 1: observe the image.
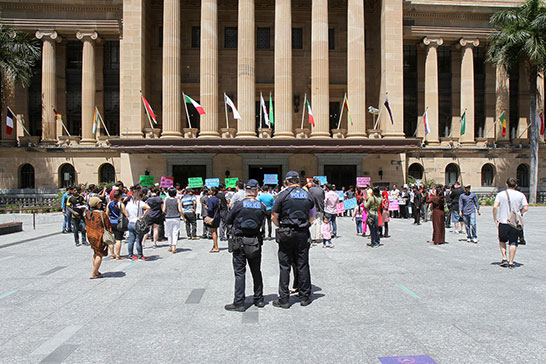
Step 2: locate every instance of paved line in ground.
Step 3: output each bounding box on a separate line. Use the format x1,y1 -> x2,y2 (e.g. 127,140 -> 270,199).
0,231 -> 63,250
31,325 -> 82,356
185,288 -> 206,304
0,255 -> 15,262
397,284 -> 421,299
39,344 -> 79,364
0,290 -> 17,299
40,266 -> 67,276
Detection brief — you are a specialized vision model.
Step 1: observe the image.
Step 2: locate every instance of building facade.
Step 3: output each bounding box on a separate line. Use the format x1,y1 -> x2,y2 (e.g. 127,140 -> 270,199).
0,0 -> 545,196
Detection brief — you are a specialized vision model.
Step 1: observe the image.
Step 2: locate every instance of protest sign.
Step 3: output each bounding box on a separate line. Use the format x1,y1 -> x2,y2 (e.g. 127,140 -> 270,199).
188,177 -> 204,188
160,176 -> 174,188
337,191 -> 345,199
225,177 -> 239,188
336,202 -> 346,214
139,175 -> 154,187
388,200 -> 400,211
313,176 -> 328,185
263,174 -> 278,185
205,178 -> 220,188
356,177 -> 371,188
343,198 -> 357,210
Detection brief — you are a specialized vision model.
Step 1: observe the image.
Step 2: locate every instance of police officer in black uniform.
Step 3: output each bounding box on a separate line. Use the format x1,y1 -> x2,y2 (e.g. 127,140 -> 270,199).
224,179 -> 267,312
272,171 -> 316,308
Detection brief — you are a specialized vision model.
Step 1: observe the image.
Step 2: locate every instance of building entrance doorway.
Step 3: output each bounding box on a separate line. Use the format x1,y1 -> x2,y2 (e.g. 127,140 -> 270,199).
248,165 -> 282,187
173,165 -> 207,188
324,165 -> 356,189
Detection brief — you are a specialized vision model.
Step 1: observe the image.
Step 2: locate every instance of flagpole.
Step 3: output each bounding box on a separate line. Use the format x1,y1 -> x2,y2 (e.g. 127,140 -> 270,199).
300,93 -> 307,129
140,91 -> 155,130
96,107 -> 111,137
373,93 -> 386,130
413,107 -> 427,137
337,93 -> 346,130
223,93 -> 230,129
53,105 -> 71,137
260,92 -> 264,128
516,122 -> 532,139
182,92 -> 192,129
8,106 -> 30,136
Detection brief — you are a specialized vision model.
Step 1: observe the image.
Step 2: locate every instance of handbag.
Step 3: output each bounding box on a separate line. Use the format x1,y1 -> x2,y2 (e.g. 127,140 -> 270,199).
505,190 -> 524,231
98,211 -> 116,245
204,205 -> 219,226
117,213 -> 128,232
134,201 -> 149,234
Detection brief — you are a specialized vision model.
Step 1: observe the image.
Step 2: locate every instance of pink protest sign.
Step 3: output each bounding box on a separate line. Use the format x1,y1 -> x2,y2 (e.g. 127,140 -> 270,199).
160,176 -> 174,188
388,200 -> 400,211
356,177 -> 371,188
336,202 -> 345,214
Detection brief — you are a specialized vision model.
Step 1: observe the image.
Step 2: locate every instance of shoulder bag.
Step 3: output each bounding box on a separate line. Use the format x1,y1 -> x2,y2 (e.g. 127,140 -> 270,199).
505,190 -> 524,231
99,211 -> 116,245
135,201 -> 150,234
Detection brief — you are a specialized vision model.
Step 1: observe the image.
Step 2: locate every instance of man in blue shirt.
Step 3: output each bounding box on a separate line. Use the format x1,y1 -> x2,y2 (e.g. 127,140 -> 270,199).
61,187 -> 72,233
459,184 -> 481,243
258,187 -> 275,240
181,189 -> 199,239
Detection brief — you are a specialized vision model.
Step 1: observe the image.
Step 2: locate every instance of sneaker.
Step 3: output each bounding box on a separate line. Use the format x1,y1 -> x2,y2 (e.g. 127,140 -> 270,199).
224,303 -> 245,312
253,301 -> 265,308
467,238 -> 472,243
153,243 -> 157,249
328,244 -> 335,248
472,238 -> 478,244
272,300 -> 290,309
322,245 -> 327,248
508,263 -> 516,269
499,259 -> 509,267
139,256 -> 148,261
130,255 -> 139,260
192,237 -> 201,240
300,298 -> 312,307
75,242 -> 80,247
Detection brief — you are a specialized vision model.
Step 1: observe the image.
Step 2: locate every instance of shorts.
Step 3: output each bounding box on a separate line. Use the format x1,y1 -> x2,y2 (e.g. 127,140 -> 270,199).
110,223 -> 125,241
146,215 -> 164,226
451,210 -> 462,223
498,223 -> 519,245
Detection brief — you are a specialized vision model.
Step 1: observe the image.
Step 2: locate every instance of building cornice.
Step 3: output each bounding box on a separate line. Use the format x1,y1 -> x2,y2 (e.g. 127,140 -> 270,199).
404,26 -> 493,42
0,3 -> 121,13
1,18 -> 121,36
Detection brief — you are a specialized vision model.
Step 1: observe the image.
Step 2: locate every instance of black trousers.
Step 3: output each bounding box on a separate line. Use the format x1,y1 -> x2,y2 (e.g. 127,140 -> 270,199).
262,210 -> 272,238
232,246 -> 263,306
184,212 -> 197,238
278,230 -> 311,303
412,203 -> 420,224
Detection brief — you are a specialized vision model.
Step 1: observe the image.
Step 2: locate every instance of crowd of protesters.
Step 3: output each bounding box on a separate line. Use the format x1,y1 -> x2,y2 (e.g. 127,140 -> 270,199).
60,174 -> 529,278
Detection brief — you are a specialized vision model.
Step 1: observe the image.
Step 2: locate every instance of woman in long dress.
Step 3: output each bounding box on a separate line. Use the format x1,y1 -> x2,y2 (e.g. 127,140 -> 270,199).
428,187 -> 446,245
85,197 -> 111,279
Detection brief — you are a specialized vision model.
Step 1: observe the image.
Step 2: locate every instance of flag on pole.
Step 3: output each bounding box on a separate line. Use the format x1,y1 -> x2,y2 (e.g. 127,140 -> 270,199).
538,111 -> 545,136
423,109 -> 430,135
269,94 -> 274,126
6,107 -> 15,135
306,99 -> 315,127
343,95 -> 353,125
460,111 -> 466,135
184,94 -> 205,115
384,97 -> 394,124
53,108 -> 62,124
141,95 -> 157,124
92,107 -> 101,135
260,93 -> 270,127
500,110 -> 506,137
224,94 -> 242,120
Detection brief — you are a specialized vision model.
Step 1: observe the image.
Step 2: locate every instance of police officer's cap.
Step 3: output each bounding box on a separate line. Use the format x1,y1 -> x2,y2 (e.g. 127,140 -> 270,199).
285,171 -> 299,179
245,179 -> 260,189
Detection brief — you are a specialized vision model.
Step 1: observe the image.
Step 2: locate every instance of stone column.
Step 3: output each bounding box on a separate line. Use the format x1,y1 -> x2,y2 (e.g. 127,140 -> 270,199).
379,0 -> 404,137
495,64 -> 510,142
36,30 -> 61,143
77,31 -> 98,144
161,0 -> 183,138
459,38 -> 479,144
95,43 -> 104,139
236,0 -> 256,137
274,0 -> 294,138
423,37 -> 442,144
310,0 -> 330,138
347,0 -> 366,137
200,0 -> 220,137
120,0 -> 146,138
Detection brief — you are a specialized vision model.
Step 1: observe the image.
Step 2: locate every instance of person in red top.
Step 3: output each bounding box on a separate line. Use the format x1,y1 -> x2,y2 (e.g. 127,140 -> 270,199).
380,189 -> 391,238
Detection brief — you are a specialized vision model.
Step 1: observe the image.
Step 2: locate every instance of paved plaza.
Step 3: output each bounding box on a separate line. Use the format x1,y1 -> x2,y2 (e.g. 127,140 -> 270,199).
1,207 -> 545,363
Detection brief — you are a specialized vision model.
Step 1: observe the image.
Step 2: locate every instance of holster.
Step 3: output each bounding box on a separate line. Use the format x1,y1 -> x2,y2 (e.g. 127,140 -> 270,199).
275,226 -> 293,244
228,236 -> 242,253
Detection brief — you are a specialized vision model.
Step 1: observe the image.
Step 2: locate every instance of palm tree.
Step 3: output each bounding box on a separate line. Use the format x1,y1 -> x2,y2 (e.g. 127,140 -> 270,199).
487,0 -> 546,204
0,20 -> 41,126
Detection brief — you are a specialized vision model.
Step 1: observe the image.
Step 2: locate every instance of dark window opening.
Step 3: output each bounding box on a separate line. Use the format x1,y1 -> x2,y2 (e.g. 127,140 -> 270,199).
445,163 -> 460,186
404,45 -> 418,137
28,56 -> 42,137
292,28 -> 303,49
438,46 -> 452,137
191,27 -> 200,48
172,165 -> 207,188
408,163 -> 424,181
329,102 -> 340,132
104,41 -> 120,135
224,27 -> 237,49
20,164 -> 35,189
474,47 -> 486,137
66,41 -> 82,136
509,66 -> 519,140
158,26 -> 163,47
481,164 -> 495,187
517,164 -> 529,188
328,28 -> 335,50
324,165 -> 357,190
99,163 -> 116,183
60,163 -> 76,188
257,27 -> 270,49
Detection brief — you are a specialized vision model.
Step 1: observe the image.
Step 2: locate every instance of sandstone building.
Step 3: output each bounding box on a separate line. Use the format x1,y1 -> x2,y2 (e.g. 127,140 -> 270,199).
0,0 -> 544,198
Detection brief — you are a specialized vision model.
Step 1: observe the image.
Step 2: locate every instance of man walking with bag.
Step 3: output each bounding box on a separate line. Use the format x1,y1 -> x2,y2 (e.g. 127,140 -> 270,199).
224,179 -> 266,312
493,178 -> 528,269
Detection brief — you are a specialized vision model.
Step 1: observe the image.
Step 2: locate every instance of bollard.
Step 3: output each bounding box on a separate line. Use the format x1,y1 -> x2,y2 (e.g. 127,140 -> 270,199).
33,212 -> 36,230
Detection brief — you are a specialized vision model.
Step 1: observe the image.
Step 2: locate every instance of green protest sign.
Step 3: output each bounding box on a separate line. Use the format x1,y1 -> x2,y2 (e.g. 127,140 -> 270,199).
188,177 -> 204,188
139,175 -> 154,187
225,177 -> 239,188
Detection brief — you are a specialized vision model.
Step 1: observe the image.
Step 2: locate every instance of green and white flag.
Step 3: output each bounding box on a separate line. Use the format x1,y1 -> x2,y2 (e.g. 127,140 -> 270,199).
460,111 -> 466,135
269,93 -> 274,127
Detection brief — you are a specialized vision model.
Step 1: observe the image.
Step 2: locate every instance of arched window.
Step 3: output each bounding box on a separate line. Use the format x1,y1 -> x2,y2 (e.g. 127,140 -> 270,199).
19,164 -> 35,189
445,163 -> 460,186
517,164 -> 530,188
59,164 -> 76,188
408,163 -> 424,180
99,163 -> 115,183
481,164 -> 495,187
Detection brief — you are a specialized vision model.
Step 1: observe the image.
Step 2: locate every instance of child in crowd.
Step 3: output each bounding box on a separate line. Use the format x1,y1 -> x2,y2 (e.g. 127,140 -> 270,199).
353,198 -> 364,235
321,216 -> 334,248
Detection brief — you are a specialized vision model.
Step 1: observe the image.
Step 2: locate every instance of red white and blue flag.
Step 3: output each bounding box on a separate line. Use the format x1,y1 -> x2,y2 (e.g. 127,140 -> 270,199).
423,109 -> 430,135
6,107 -> 15,135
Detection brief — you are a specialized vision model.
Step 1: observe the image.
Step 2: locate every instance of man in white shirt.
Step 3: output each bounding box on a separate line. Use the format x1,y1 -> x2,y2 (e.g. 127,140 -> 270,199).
492,177 -> 528,269
229,181 -> 246,208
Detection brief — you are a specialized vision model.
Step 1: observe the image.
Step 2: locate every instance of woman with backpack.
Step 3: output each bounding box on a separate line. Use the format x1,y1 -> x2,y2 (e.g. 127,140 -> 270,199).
125,190 -> 151,260
106,190 -> 129,260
